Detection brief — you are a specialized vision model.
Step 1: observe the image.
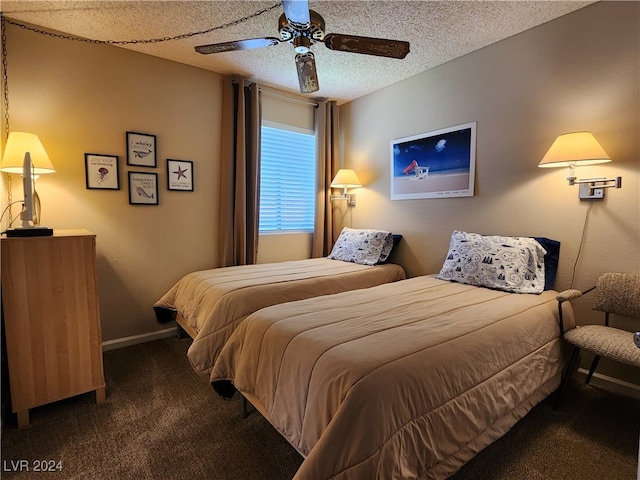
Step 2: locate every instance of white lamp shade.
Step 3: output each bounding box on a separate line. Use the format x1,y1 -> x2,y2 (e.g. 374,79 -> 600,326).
330,169 -> 362,188
538,131 -> 611,168
1,132 -> 55,174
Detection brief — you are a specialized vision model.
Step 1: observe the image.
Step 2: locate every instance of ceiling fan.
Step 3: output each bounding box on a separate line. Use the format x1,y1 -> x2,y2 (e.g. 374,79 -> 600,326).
195,0 -> 410,94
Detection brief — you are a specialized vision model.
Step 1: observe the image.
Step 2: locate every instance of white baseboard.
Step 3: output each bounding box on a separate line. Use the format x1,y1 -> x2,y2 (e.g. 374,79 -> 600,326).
101,327 -> 177,352
576,368 -> 640,399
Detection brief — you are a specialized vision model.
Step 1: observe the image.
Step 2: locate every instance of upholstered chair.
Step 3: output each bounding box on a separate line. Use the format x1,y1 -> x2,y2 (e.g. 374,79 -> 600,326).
554,272 -> 640,409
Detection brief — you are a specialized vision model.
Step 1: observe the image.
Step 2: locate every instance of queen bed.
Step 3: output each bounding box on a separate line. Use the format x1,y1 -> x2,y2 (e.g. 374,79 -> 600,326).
154,228 -> 405,375
209,231 -> 569,479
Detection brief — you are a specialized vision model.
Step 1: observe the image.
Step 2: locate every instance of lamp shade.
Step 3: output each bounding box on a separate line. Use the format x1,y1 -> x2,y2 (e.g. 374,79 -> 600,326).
330,169 -> 362,188
1,132 -> 55,174
538,131 -> 611,168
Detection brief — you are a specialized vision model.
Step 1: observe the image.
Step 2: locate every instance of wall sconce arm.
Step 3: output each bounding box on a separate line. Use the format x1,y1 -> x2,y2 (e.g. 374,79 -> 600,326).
573,176 -> 622,200
571,176 -> 622,189
330,189 -> 356,206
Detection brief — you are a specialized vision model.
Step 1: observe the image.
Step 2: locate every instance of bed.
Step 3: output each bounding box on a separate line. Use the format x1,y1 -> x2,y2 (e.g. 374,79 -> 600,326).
154,228 -> 405,375
209,231 -> 570,479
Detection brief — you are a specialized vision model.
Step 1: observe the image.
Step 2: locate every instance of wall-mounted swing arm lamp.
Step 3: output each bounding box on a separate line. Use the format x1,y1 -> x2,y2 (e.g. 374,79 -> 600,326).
538,131 -> 622,200
330,169 -> 362,207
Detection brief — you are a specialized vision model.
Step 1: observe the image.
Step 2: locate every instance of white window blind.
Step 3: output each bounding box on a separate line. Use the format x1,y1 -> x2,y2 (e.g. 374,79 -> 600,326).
259,125 -> 316,232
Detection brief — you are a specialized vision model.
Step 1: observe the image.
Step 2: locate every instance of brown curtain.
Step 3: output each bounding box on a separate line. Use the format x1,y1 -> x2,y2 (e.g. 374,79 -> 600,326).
312,100 -> 340,257
218,77 -> 261,267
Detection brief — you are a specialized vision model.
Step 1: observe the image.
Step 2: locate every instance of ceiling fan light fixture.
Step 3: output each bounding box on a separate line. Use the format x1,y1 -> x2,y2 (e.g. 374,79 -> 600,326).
295,52 -> 319,93
294,36 -> 311,54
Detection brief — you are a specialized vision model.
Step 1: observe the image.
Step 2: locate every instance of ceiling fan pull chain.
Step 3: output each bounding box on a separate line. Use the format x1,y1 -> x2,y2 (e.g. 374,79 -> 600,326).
1,14 -> 14,225
0,3 -> 283,46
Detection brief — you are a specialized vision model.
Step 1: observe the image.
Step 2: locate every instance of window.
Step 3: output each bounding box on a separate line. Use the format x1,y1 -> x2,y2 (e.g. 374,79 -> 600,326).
259,125 -> 316,232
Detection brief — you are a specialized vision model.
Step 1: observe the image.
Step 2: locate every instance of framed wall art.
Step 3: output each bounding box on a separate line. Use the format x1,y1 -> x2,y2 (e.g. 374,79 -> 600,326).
85,153 -> 120,190
126,131 -> 157,167
390,122 -> 476,200
128,171 -> 158,205
167,159 -> 193,191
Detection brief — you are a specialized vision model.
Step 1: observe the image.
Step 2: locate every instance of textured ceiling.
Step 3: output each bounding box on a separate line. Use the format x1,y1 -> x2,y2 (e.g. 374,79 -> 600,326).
2,1 -> 595,104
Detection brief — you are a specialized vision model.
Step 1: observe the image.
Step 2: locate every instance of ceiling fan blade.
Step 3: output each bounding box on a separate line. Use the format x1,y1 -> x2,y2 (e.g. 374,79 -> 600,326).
323,33 -> 410,59
195,37 -> 281,55
282,0 -> 311,29
295,52 -> 319,94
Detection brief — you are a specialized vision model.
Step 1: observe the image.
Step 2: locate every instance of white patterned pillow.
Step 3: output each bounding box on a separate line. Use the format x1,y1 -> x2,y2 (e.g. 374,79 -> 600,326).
437,231 -> 546,294
328,227 -> 394,265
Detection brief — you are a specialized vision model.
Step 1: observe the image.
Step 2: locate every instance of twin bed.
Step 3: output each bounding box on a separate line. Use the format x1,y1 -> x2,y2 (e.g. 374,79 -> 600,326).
154,228 -> 405,374
155,257 -> 405,374
155,229 -> 570,479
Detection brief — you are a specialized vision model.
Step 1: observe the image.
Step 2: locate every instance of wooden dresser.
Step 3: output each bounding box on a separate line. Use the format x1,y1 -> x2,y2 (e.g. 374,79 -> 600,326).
1,229 -> 106,428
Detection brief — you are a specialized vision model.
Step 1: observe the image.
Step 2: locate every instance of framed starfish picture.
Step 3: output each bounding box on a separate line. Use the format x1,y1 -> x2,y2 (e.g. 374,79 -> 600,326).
167,159 -> 193,191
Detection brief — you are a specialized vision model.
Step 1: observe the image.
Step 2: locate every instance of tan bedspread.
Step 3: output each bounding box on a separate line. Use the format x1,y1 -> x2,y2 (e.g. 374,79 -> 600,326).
154,258 -> 405,374
211,275 -> 575,480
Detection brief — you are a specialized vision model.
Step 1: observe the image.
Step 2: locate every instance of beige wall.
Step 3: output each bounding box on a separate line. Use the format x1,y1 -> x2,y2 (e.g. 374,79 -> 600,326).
2,3 -> 638,384
340,2 -> 639,383
1,23 -> 224,341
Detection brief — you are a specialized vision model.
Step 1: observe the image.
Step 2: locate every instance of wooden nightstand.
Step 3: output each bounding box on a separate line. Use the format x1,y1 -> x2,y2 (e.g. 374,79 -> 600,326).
1,229 -> 106,428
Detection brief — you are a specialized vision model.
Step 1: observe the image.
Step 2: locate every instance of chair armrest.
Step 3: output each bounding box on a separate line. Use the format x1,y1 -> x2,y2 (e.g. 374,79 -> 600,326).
556,285 -> 596,335
557,289 -> 584,303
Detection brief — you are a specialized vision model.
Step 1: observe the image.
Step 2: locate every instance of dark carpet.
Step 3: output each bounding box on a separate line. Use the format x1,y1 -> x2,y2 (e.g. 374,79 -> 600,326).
1,337 -> 638,479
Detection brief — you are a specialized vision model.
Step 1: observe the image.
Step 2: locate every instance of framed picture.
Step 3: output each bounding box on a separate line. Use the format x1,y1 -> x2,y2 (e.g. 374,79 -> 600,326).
128,171 -> 158,205
126,131 -> 157,167
85,153 -> 119,190
390,122 -> 476,200
167,159 -> 194,191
